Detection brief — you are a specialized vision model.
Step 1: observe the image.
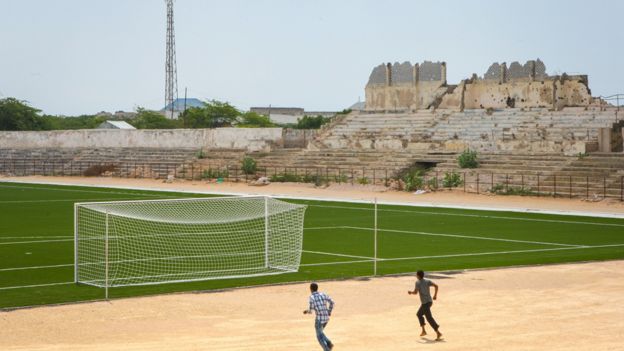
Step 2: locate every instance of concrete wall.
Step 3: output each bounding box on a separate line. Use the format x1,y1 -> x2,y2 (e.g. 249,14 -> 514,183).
365,59 -> 593,111
462,75 -> 591,110
0,128 -> 285,152
598,121 -> 624,152
282,129 -> 318,148
463,79 -> 554,109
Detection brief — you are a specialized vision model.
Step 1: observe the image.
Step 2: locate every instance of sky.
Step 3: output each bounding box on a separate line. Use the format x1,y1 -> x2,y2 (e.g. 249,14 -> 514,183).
1,0 -> 623,116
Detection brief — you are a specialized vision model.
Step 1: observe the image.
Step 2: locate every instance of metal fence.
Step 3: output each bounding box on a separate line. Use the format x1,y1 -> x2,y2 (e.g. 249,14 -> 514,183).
1,158 -> 622,201
599,94 -> 623,122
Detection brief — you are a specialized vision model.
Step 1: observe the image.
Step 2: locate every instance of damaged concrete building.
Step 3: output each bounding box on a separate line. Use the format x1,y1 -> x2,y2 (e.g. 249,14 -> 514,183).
365,59 -> 594,111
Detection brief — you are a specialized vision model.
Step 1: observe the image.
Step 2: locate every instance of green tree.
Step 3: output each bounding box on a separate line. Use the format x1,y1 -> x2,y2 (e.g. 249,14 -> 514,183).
237,112 -> 275,127
181,100 -> 240,128
40,114 -> 109,130
131,108 -> 179,129
0,98 -> 46,131
295,115 -> 331,129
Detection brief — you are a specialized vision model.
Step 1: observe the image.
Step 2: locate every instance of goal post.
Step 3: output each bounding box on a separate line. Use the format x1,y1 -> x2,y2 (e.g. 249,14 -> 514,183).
74,196 -> 306,290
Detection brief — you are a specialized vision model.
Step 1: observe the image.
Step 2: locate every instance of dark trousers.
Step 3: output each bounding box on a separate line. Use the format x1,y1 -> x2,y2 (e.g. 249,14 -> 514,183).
417,302 -> 439,331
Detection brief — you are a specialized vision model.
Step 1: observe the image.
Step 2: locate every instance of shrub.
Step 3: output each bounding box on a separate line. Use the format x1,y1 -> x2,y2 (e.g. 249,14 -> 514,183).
196,149 -> 206,159
236,112 -> 275,128
241,157 -> 257,175
491,183 -> 535,196
402,169 -> 424,192
201,168 -> 229,179
357,177 -> 369,185
458,149 -> 479,169
333,174 -> 349,183
427,177 -> 439,191
442,171 -> 463,188
295,115 -> 332,129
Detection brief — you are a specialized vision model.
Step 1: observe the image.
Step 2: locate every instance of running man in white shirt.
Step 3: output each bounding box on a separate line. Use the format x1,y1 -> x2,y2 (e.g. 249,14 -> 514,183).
303,283 -> 335,350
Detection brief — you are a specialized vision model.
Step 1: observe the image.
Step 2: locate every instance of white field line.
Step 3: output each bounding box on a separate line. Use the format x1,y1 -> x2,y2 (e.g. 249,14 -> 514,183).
0,197 -> 164,204
0,263 -> 73,272
0,226 -> 343,245
0,238 -> 73,245
0,235 -> 72,239
300,259 -> 373,267
0,282 -> 74,291
342,226 -> 584,248
377,243 -> 624,262
304,226 -> 348,231
2,244 -> 624,289
4,179 -> 624,220
302,250 -> 373,260
308,204 -> 624,228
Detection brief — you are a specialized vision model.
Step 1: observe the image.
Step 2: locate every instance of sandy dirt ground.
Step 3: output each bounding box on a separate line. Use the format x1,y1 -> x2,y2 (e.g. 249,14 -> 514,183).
1,261 -> 623,351
2,175 -> 624,216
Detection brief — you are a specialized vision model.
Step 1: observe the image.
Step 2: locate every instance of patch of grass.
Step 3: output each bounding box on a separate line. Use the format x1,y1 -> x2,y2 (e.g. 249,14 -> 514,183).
491,183 -> 536,196
270,173 -> 302,182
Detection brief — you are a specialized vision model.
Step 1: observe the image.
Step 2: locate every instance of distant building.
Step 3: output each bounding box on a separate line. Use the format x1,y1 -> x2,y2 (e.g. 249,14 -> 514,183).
95,111 -> 137,119
97,120 -> 136,129
349,101 -> 366,111
250,106 -> 337,124
161,98 -> 205,119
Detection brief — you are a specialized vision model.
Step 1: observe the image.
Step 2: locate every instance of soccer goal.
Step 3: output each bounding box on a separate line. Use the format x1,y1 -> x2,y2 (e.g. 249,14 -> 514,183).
74,196 -> 306,295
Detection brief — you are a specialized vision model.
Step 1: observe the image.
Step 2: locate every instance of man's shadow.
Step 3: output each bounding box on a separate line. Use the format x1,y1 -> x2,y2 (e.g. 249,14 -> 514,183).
418,337 -> 446,344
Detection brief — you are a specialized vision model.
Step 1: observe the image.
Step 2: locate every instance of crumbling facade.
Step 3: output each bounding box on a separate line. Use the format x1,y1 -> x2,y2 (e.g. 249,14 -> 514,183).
365,59 -> 593,111
365,61 -> 448,111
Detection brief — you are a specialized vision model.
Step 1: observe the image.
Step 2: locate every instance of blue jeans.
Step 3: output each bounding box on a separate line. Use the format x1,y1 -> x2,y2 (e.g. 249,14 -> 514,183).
315,320 -> 332,350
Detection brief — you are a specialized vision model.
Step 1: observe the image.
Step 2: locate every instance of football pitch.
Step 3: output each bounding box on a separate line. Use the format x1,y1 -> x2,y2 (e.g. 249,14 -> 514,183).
1,181 -> 623,310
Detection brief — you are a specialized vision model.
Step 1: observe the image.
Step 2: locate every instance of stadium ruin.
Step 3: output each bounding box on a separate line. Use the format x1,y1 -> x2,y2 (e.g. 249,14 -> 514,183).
1,59 -> 623,199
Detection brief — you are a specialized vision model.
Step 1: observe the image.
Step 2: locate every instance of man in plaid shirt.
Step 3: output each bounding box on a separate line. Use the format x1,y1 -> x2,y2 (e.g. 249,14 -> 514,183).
303,283 -> 334,350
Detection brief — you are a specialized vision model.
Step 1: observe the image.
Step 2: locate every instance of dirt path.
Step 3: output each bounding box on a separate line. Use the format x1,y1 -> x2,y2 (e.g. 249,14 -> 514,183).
1,260 -> 623,350
2,176 -> 623,217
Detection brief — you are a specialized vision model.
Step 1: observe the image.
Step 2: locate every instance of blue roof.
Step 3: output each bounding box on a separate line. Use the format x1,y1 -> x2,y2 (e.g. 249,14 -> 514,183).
161,98 -> 205,111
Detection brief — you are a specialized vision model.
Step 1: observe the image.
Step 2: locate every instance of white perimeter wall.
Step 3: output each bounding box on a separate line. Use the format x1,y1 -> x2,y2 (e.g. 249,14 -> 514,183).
0,128 -> 284,152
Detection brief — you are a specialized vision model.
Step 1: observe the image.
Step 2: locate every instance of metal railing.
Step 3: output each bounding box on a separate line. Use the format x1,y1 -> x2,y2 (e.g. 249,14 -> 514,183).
599,94 -> 623,122
1,158 -> 623,201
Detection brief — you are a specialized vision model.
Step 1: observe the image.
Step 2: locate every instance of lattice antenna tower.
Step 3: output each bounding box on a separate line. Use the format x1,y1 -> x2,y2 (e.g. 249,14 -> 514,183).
165,0 -> 178,118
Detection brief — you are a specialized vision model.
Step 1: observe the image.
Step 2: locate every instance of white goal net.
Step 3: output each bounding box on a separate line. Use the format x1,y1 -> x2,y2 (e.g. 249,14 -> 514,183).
74,196 -> 306,288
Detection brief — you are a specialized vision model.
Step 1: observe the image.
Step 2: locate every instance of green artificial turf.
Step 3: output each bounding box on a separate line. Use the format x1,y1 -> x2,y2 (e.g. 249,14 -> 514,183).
1,181 -> 623,309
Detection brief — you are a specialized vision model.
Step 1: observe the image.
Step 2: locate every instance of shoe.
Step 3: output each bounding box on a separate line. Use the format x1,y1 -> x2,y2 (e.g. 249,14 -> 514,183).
327,342 -> 334,350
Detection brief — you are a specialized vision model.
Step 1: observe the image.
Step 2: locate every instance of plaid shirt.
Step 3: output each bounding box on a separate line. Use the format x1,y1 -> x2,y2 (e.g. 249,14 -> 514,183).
308,291 -> 334,323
